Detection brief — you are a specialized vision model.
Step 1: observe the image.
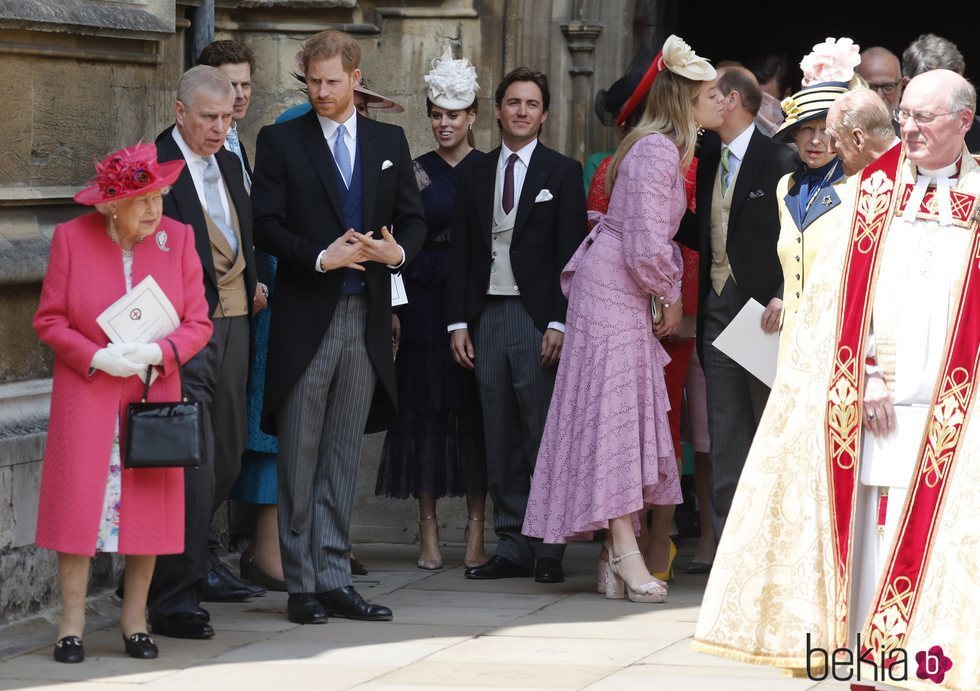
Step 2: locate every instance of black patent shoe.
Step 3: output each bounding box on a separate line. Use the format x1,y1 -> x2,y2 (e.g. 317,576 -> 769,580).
53,635 -> 84,663
287,593 -> 328,625
316,586 -> 392,622
123,632 -> 159,659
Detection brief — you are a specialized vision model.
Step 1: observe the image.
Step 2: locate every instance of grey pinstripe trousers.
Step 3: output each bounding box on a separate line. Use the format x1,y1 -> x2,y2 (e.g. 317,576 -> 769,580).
276,296 -> 376,593
472,297 -> 566,568
701,278 -> 770,539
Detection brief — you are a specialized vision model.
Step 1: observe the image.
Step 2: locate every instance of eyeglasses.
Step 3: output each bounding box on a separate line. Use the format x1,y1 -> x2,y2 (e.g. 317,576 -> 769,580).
869,81 -> 901,95
894,109 -> 960,125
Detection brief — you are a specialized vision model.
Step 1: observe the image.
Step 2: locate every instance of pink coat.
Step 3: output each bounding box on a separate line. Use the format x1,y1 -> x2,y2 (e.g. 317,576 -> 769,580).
33,213 -> 213,556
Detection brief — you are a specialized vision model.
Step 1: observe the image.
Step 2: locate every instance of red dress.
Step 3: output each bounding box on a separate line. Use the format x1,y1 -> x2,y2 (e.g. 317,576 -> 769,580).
33,213 -> 213,556
587,156 -> 699,458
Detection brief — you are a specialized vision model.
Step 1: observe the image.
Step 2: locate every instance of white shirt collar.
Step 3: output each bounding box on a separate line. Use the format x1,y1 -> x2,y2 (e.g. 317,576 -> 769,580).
723,123 -> 755,160
172,126 -> 210,167
317,108 -> 358,143
500,138 -> 538,169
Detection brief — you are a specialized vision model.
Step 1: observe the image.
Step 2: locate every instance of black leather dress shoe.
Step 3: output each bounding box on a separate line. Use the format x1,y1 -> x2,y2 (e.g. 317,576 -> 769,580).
123,632 -> 159,659
534,557 -> 565,583
464,554 -> 532,580
317,586 -> 392,621
53,636 -> 84,663
150,612 -> 215,639
202,560 -> 267,602
287,593 -> 328,625
196,606 -> 211,622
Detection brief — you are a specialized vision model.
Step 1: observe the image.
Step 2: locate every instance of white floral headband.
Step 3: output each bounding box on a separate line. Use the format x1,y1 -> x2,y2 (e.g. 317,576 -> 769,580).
800,37 -> 861,86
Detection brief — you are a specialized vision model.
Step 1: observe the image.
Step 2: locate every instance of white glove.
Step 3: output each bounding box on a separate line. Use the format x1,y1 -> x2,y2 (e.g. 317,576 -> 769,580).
109,342 -> 163,366
90,348 -> 146,378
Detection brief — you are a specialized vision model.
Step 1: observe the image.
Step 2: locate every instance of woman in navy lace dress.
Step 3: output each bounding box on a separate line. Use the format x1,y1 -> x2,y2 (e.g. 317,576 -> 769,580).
375,48 -> 487,570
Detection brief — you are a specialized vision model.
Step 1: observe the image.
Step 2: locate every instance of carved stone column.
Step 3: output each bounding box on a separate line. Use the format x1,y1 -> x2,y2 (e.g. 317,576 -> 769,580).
560,19 -> 602,162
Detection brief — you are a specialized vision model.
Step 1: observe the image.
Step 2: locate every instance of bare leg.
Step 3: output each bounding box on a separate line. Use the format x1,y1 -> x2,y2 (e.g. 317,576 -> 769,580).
692,451 -> 716,565
464,495 -> 488,567
56,553 -> 90,639
645,455 -> 682,577
645,505 -> 675,573
608,515 -> 659,589
120,555 -> 155,637
252,504 -> 284,581
418,494 -> 441,566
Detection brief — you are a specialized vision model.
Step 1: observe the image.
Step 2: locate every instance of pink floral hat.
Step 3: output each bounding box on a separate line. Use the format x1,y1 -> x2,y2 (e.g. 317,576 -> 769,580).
74,142 -> 184,206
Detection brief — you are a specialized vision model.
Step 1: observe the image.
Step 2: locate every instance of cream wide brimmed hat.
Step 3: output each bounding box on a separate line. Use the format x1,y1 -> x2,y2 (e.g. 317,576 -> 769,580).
424,46 -> 479,110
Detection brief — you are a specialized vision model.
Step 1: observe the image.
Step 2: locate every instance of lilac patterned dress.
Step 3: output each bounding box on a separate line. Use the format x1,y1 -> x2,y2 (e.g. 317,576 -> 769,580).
522,134 -> 685,544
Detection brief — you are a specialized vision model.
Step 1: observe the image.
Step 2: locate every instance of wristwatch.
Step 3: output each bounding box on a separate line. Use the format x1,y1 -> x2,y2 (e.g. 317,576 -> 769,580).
259,283 -> 269,298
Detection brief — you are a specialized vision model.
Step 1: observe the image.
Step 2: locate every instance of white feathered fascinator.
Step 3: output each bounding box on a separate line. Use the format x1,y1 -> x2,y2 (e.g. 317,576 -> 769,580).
424,46 -> 480,110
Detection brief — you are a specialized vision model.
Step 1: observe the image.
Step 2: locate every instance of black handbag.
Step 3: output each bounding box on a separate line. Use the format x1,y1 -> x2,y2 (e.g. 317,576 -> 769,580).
124,339 -> 202,469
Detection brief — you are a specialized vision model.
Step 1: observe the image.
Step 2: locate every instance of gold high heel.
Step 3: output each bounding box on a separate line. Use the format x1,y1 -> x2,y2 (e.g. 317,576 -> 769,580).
651,538 -> 677,583
608,550 -> 667,603
417,515 -> 443,570
463,516 -> 488,568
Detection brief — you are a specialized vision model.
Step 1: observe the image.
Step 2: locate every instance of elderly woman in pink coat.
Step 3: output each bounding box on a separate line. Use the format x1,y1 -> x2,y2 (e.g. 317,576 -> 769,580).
33,143 -> 212,663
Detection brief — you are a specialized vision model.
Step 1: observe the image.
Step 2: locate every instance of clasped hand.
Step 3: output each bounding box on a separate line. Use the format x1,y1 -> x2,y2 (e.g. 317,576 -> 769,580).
90,342 -> 162,378
320,227 -> 401,272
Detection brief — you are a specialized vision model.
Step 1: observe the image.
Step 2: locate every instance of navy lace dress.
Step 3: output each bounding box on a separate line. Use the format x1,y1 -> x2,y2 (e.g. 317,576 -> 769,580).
375,149 -> 487,499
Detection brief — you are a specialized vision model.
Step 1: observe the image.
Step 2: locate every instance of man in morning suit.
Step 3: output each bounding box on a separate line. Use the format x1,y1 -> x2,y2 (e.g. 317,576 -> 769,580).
447,67 -> 588,583
148,66 -> 262,640
252,30 -> 426,625
675,65 -> 796,539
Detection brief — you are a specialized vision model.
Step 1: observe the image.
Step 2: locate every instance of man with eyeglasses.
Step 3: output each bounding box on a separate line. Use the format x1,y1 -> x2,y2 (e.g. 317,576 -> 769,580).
692,68 -> 980,686
856,46 -> 905,113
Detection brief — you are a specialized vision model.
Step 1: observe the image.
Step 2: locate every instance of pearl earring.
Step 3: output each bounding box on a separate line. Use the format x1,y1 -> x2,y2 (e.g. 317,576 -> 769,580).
112,214 -> 118,219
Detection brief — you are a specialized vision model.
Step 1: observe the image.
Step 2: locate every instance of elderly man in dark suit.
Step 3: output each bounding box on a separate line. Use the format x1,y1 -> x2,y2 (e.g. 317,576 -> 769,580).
676,65 -> 796,539
252,29 -> 425,625
147,65 -> 263,640
446,67 -> 587,584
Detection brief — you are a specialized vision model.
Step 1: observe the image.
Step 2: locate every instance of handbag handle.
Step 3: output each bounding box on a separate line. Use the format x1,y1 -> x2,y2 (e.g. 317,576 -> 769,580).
140,339 -> 187,403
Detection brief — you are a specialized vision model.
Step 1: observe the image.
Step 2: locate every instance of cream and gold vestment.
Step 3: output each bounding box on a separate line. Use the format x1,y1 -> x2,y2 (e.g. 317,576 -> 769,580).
693,145 -> 980,691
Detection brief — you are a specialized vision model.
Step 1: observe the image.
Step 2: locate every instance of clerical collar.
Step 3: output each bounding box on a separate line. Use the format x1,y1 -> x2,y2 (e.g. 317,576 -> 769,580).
902,155 -> 962,228
916,156 -> 960,180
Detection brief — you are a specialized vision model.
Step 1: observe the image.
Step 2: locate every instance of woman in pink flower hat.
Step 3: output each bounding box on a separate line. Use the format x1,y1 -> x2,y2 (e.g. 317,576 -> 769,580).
33,142 -> 213,663
770,37 -> 862,359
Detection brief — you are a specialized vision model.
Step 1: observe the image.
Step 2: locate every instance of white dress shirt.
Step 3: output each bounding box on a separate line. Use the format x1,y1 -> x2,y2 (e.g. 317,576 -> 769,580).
172,127 -> 232,221
720,123 -> 755,190
313,108 -> 404,272
448,138 -> 564,334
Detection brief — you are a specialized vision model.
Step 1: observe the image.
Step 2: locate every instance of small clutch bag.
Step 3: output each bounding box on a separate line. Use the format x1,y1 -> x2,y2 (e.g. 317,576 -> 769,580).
651,295 -> 665,326
124,339 -> 202,469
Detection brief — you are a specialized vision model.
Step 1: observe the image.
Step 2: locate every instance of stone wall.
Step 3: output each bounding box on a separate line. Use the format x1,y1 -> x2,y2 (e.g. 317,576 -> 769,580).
0,0 -> 654,624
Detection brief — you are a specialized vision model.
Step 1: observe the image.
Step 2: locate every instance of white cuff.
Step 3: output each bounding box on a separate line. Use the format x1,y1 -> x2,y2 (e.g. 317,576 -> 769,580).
386,245 -> 406,270
315,250 -> 327,273
547,321 -> 565,333
448,322 -> 468,333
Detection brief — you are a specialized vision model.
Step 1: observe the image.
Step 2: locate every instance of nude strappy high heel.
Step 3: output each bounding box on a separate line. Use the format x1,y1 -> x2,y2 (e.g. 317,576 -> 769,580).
608,550 -> 667,603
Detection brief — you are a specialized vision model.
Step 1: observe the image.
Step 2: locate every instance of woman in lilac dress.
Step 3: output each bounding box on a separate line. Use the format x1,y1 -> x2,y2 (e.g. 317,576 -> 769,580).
522,35 -> 723,603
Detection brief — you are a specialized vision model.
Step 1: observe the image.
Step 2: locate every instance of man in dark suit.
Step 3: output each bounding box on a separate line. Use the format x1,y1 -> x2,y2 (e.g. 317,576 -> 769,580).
252,30 -> 425,625
675,65 -> 796,539
198,40 -> 256,193
147,65 -> 262,639
447,67 -> 587,583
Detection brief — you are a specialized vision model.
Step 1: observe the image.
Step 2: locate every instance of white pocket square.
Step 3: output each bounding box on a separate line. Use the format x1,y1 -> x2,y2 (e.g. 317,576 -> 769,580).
381,160 -> 394,170
534,189 -> 554,203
